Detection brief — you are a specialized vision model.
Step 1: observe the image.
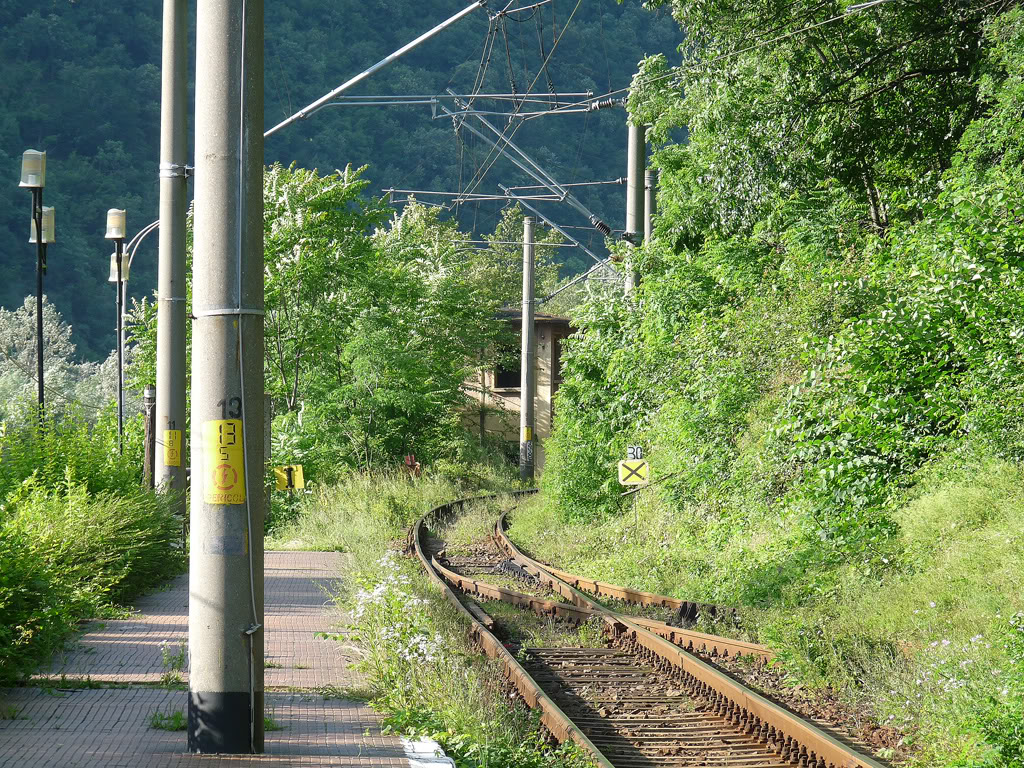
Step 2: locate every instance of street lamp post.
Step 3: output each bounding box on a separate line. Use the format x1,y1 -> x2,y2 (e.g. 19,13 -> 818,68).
106,208 -> 127,453
20,150 -> 49,423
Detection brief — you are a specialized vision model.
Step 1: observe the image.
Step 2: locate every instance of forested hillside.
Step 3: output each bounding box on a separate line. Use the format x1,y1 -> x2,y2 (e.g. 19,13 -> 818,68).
0,0 -> 677,360
516,2 -> 1024,764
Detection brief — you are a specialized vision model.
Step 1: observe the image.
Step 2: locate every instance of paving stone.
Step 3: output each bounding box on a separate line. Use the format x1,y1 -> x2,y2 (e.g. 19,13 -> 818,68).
0,551 -> 409,767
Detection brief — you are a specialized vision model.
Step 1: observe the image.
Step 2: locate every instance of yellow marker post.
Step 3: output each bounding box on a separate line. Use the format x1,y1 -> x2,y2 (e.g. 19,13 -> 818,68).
202,419 -> 246,505
617,459 -> 649,486
163,429 -> 182,467
274,464 -> 305,491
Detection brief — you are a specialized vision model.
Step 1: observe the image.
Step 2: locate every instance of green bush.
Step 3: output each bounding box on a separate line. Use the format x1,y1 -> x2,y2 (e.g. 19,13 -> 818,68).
0,403 -> 144,499
0,474 -> 183,684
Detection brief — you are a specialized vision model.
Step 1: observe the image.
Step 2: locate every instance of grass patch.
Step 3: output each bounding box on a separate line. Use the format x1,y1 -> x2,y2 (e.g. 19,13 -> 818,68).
431,496 -> 514,554
485,601 -> 604,650
267,473 -> 464,555
314,683 -> 374,700
264,713 -> 285,731
0,704 -> 19,720
158,640 -> 187,687
149,709 -> 186,731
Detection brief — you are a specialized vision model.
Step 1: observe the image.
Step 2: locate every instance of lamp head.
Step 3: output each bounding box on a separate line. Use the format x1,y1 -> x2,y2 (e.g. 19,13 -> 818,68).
108,251 -> 130,283
19,150 -> 46,188
105,208 -> 126,240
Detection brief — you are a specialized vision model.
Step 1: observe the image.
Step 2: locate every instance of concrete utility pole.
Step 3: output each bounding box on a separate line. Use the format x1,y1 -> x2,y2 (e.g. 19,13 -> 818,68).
188,0 -> 265,754
624,122 -> 646,296
645,168 -> 658,243
155,0 -> 188,510
520,217 -> 536,483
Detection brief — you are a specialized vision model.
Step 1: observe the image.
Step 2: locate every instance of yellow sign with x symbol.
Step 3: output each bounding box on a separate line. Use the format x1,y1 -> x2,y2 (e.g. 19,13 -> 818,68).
617,459 -> 649,486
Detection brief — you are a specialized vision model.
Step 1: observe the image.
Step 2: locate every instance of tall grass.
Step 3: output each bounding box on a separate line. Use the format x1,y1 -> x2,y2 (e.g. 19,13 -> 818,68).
266,462 -> 519,555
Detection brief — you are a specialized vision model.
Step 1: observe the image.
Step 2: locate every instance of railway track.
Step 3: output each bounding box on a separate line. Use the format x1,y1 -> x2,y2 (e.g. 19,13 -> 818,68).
410,492 -> 888,768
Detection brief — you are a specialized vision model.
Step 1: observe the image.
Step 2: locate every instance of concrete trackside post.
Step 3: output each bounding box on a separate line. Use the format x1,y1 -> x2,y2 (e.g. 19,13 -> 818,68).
520,216 -> 536,483
188,0 -> 264,753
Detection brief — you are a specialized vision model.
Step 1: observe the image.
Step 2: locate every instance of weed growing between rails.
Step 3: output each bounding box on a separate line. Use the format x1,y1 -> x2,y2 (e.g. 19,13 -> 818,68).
344,551 -> 594,768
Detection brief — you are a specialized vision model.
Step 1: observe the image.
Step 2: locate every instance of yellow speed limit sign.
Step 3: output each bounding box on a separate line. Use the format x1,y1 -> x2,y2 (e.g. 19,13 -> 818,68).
617,459 -> 649,486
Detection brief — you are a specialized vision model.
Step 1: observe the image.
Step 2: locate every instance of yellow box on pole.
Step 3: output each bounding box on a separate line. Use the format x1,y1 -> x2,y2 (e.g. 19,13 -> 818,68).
163,429 -> 182,467
274,464 -> 305,491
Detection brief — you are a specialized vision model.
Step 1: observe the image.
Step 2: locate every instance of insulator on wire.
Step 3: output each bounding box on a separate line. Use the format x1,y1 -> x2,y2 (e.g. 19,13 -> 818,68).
590,216 -> 612,236
587,98 -> 624,112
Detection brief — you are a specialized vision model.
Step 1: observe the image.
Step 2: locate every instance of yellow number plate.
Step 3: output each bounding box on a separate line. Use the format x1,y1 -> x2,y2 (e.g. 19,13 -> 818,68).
163,429 -> 182,467
274,464 -> 305,491
203,419 -> 246,505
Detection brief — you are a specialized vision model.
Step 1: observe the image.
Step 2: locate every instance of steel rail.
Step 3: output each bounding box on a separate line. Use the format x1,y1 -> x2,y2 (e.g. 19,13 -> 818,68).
496,514 -> 729,622
432,550 -> 774,662
492,516 -> 888,768
410,490 -> 616,768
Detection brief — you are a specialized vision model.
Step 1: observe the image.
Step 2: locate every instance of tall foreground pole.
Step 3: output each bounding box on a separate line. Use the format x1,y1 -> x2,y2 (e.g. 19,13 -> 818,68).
624,122 -> 646,296
520,217 -> 536,483
155,0 -> 188,506
189,0 -> 265,754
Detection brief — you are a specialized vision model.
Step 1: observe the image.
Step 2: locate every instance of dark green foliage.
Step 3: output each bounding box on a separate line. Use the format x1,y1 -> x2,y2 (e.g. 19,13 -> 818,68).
0,406 -> 144,498
969,613 -> 1024,767
549,0 -> 1024,556
537,3 -> 1024,761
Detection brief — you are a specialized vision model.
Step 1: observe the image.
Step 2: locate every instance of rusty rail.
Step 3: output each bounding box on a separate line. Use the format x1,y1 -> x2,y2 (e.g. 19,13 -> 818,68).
495,514 -> 729,623
493,515 -> 772,661
492,514 -> 888,768
434,551 -> 773,662
410,490 -> 616,768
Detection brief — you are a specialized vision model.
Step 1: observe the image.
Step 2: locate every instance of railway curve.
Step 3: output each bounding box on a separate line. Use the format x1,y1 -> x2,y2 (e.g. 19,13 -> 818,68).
409,491 -> 890,768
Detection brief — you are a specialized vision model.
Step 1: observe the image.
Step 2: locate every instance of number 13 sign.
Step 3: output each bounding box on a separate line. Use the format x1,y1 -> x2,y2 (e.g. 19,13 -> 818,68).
203,419 -> 246,505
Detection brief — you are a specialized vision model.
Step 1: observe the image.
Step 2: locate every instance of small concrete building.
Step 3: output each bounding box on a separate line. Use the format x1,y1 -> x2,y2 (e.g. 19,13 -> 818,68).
465,309 -> 573,473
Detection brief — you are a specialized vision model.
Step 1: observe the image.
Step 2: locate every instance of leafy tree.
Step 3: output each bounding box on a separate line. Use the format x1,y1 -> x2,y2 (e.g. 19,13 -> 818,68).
469,204 -> 563,307
0,295 -> 117,423
263,163 -> 388,412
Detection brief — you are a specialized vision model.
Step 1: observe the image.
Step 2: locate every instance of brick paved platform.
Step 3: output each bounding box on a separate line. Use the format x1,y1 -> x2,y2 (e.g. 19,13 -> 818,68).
0,551 -> 413,767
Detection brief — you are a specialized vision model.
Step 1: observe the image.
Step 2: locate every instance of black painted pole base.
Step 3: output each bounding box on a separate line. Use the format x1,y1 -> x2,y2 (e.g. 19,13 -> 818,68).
187,690 -> 264,753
